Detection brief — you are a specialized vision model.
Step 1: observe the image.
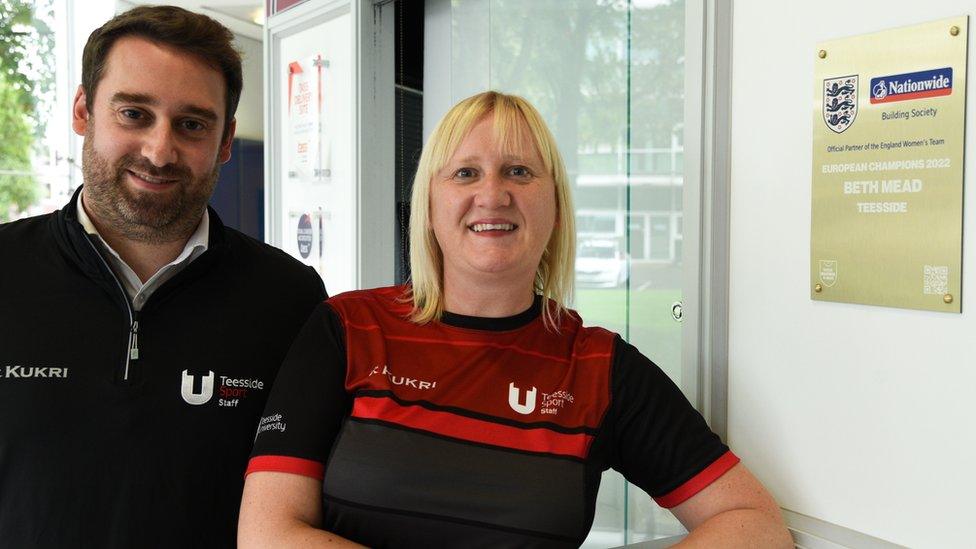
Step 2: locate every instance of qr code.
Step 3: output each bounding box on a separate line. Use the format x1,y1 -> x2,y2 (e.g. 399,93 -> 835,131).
923,265 -> 948,295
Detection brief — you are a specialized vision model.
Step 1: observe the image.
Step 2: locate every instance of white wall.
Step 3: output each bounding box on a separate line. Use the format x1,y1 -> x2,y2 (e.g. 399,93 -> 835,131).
234,33 -> 263,140
121,1 -> 264,140
729,2 -> 975,548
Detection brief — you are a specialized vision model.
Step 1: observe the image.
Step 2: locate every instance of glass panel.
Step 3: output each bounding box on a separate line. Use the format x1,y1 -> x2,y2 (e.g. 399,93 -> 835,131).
276,9 -> 355,294
449,0 -> 688,544
624,2 -> 686,541
628,214 -> 647,260
0,0 -> 129,222
1,0 -> 61,220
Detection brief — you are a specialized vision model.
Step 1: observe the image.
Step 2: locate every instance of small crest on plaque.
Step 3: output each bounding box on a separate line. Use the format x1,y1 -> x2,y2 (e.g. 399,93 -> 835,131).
823,75 -> 858,133
819,260 -> 838,287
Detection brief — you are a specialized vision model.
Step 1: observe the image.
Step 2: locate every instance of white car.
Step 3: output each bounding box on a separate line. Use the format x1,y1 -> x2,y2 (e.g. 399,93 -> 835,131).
576,240 -> 629,288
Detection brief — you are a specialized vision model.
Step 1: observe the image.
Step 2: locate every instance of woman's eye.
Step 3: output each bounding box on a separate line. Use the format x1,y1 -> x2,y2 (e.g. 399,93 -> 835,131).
454,168 -> 475,179
509,166 -> 531,177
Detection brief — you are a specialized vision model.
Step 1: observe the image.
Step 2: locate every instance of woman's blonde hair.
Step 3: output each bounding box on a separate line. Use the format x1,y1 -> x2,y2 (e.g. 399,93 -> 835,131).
407,90 -> 576,330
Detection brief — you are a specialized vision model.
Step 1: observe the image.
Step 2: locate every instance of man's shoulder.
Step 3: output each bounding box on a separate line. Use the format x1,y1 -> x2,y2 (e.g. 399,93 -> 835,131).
0,212 -> 56,246
218,226 -> 324,286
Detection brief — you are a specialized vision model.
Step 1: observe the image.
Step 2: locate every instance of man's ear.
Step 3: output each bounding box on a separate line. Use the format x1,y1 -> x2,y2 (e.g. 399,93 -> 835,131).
218,118 -> 237,164
71,85 -> 89,136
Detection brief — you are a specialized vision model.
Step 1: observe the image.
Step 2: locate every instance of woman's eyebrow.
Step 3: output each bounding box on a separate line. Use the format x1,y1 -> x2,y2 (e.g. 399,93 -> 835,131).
450,155 -> 482,164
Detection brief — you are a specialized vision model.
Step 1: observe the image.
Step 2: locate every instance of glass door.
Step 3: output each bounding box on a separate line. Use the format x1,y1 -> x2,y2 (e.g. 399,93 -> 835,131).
265,0 -> 395,294
436,0 -> 692,544
267,3 -> 357,294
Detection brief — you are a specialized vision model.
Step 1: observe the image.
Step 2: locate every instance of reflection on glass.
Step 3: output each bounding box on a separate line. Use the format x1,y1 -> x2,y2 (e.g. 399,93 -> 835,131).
1,0 -> 57,220
451,0 -> 687,544
277,10 -> 356,294
1,0 -> 124,221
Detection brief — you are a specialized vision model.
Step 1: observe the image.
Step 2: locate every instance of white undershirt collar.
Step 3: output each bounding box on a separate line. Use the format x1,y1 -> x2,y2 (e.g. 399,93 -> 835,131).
76,193 -> 209,311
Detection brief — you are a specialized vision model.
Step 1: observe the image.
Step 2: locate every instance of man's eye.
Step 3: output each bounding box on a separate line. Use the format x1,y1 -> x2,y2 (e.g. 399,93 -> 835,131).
181,120 -> 205,132
120,109 -> 144,120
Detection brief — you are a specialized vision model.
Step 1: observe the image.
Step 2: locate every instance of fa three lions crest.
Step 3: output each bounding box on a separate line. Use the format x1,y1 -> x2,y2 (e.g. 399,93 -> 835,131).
823,75 -> 858,133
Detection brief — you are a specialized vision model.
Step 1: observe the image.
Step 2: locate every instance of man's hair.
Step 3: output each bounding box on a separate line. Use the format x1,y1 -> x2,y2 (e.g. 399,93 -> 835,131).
407,90 -> 576,330
81,5 -> 242,138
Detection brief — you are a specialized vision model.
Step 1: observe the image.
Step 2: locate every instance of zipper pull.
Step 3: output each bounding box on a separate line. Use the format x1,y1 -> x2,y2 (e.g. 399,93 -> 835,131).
129,320 -> 140,360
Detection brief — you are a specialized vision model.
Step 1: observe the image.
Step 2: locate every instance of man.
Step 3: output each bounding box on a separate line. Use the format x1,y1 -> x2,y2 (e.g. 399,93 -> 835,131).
0,6 -> 326,547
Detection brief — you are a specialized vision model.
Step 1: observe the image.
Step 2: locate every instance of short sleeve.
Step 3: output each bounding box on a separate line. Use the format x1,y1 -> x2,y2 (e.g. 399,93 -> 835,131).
608,337 -> 738,508
246,303 -> 351,480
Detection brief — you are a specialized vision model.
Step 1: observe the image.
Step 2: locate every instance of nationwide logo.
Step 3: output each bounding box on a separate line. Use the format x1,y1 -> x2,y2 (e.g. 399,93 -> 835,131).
0,365 -> 69,379
822,75 -> 858,133
870,67 -> 952,104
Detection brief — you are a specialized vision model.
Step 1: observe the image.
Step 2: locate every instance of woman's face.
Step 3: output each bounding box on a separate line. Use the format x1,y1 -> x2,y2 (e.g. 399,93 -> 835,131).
430,115 -> 557,291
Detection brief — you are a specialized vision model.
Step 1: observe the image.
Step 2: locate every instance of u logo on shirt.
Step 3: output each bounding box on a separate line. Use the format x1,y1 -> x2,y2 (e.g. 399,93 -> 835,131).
181,369 -> 215,405
508,382 -> 537,415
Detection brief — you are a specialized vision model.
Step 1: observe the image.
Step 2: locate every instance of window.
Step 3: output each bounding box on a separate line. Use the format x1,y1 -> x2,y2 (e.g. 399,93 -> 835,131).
0,0 -> 116,221
433,0 -> 690,543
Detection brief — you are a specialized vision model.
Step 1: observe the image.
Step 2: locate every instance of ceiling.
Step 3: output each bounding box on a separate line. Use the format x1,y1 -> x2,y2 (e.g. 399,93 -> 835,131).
127,0 -> 265,41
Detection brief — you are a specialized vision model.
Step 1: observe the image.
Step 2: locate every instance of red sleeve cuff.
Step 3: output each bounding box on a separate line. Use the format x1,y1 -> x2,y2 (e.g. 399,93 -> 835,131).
653,450 -> 740,508
245,455 -> 325,480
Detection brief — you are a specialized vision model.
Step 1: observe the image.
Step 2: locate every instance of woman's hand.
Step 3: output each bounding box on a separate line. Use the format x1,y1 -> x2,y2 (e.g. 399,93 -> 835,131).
238,471 -> 365,548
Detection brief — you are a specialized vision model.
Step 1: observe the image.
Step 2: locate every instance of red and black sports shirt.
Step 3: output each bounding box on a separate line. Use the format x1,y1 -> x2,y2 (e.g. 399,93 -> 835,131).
248,286 -> 737,547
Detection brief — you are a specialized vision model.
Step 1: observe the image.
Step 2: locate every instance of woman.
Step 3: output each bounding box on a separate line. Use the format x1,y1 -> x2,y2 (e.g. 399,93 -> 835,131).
239,91 -> 791,547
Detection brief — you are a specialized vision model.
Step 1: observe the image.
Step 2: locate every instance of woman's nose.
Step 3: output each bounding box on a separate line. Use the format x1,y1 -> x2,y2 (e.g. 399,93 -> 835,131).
475,173 -> 512,209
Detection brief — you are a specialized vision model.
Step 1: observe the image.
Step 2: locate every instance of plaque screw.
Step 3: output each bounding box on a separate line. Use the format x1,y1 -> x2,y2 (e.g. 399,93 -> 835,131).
818,50 -> 827,59
814,283 -> 823,293
950,26 -> 960,36
944,293 -> 954,304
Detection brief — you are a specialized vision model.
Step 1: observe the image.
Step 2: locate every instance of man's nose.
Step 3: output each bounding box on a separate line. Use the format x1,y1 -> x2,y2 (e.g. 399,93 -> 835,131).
141,123 -> 178,167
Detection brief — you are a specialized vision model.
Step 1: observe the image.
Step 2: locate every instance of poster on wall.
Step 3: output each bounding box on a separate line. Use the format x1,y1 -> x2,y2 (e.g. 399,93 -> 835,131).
276,9 -> 355,296
290,208 -> 330,274
287,55 -> 331,181
811,16 -> 968,313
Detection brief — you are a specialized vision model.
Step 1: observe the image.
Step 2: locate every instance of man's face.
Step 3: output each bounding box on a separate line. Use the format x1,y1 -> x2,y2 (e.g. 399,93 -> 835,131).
72,36 -> 235,243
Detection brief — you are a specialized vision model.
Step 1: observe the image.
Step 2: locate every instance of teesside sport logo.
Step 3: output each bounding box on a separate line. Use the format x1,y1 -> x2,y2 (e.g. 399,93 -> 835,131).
180,370 -> 265,407
870,67 -> 952,104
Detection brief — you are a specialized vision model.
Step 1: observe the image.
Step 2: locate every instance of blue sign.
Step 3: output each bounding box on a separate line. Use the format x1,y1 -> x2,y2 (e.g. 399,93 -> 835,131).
870,67 -> 952,104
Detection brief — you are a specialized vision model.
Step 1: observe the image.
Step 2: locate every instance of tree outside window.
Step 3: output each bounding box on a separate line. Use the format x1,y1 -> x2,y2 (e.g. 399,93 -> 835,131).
0,0 -> 55,222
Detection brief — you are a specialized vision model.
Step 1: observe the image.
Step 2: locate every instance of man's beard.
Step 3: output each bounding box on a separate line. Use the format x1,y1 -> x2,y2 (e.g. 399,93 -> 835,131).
81,131 -> 219,245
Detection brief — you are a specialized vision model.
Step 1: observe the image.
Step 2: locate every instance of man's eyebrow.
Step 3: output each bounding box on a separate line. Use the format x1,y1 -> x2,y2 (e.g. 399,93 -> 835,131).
110,92 -> 157,106
179,104 -> 219,122
108,92 -> 219,122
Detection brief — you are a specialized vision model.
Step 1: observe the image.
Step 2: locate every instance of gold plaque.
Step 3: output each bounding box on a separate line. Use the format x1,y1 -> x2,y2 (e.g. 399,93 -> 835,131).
812,16 -> 968,313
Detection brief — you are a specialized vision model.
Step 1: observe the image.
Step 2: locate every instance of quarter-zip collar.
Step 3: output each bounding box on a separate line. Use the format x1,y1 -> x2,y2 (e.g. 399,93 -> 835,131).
50,186 -> 231,383
75,192 -> 210,310
51,186 -> 229,310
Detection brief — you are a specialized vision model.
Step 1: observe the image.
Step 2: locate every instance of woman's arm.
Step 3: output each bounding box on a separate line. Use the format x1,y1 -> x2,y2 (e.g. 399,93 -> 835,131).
237,303 -> 356,547
238,471 -> 364,548
671,463 -> 792,548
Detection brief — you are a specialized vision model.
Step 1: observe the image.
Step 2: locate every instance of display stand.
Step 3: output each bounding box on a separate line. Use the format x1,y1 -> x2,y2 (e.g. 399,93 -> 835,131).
264,0 -> 395,295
